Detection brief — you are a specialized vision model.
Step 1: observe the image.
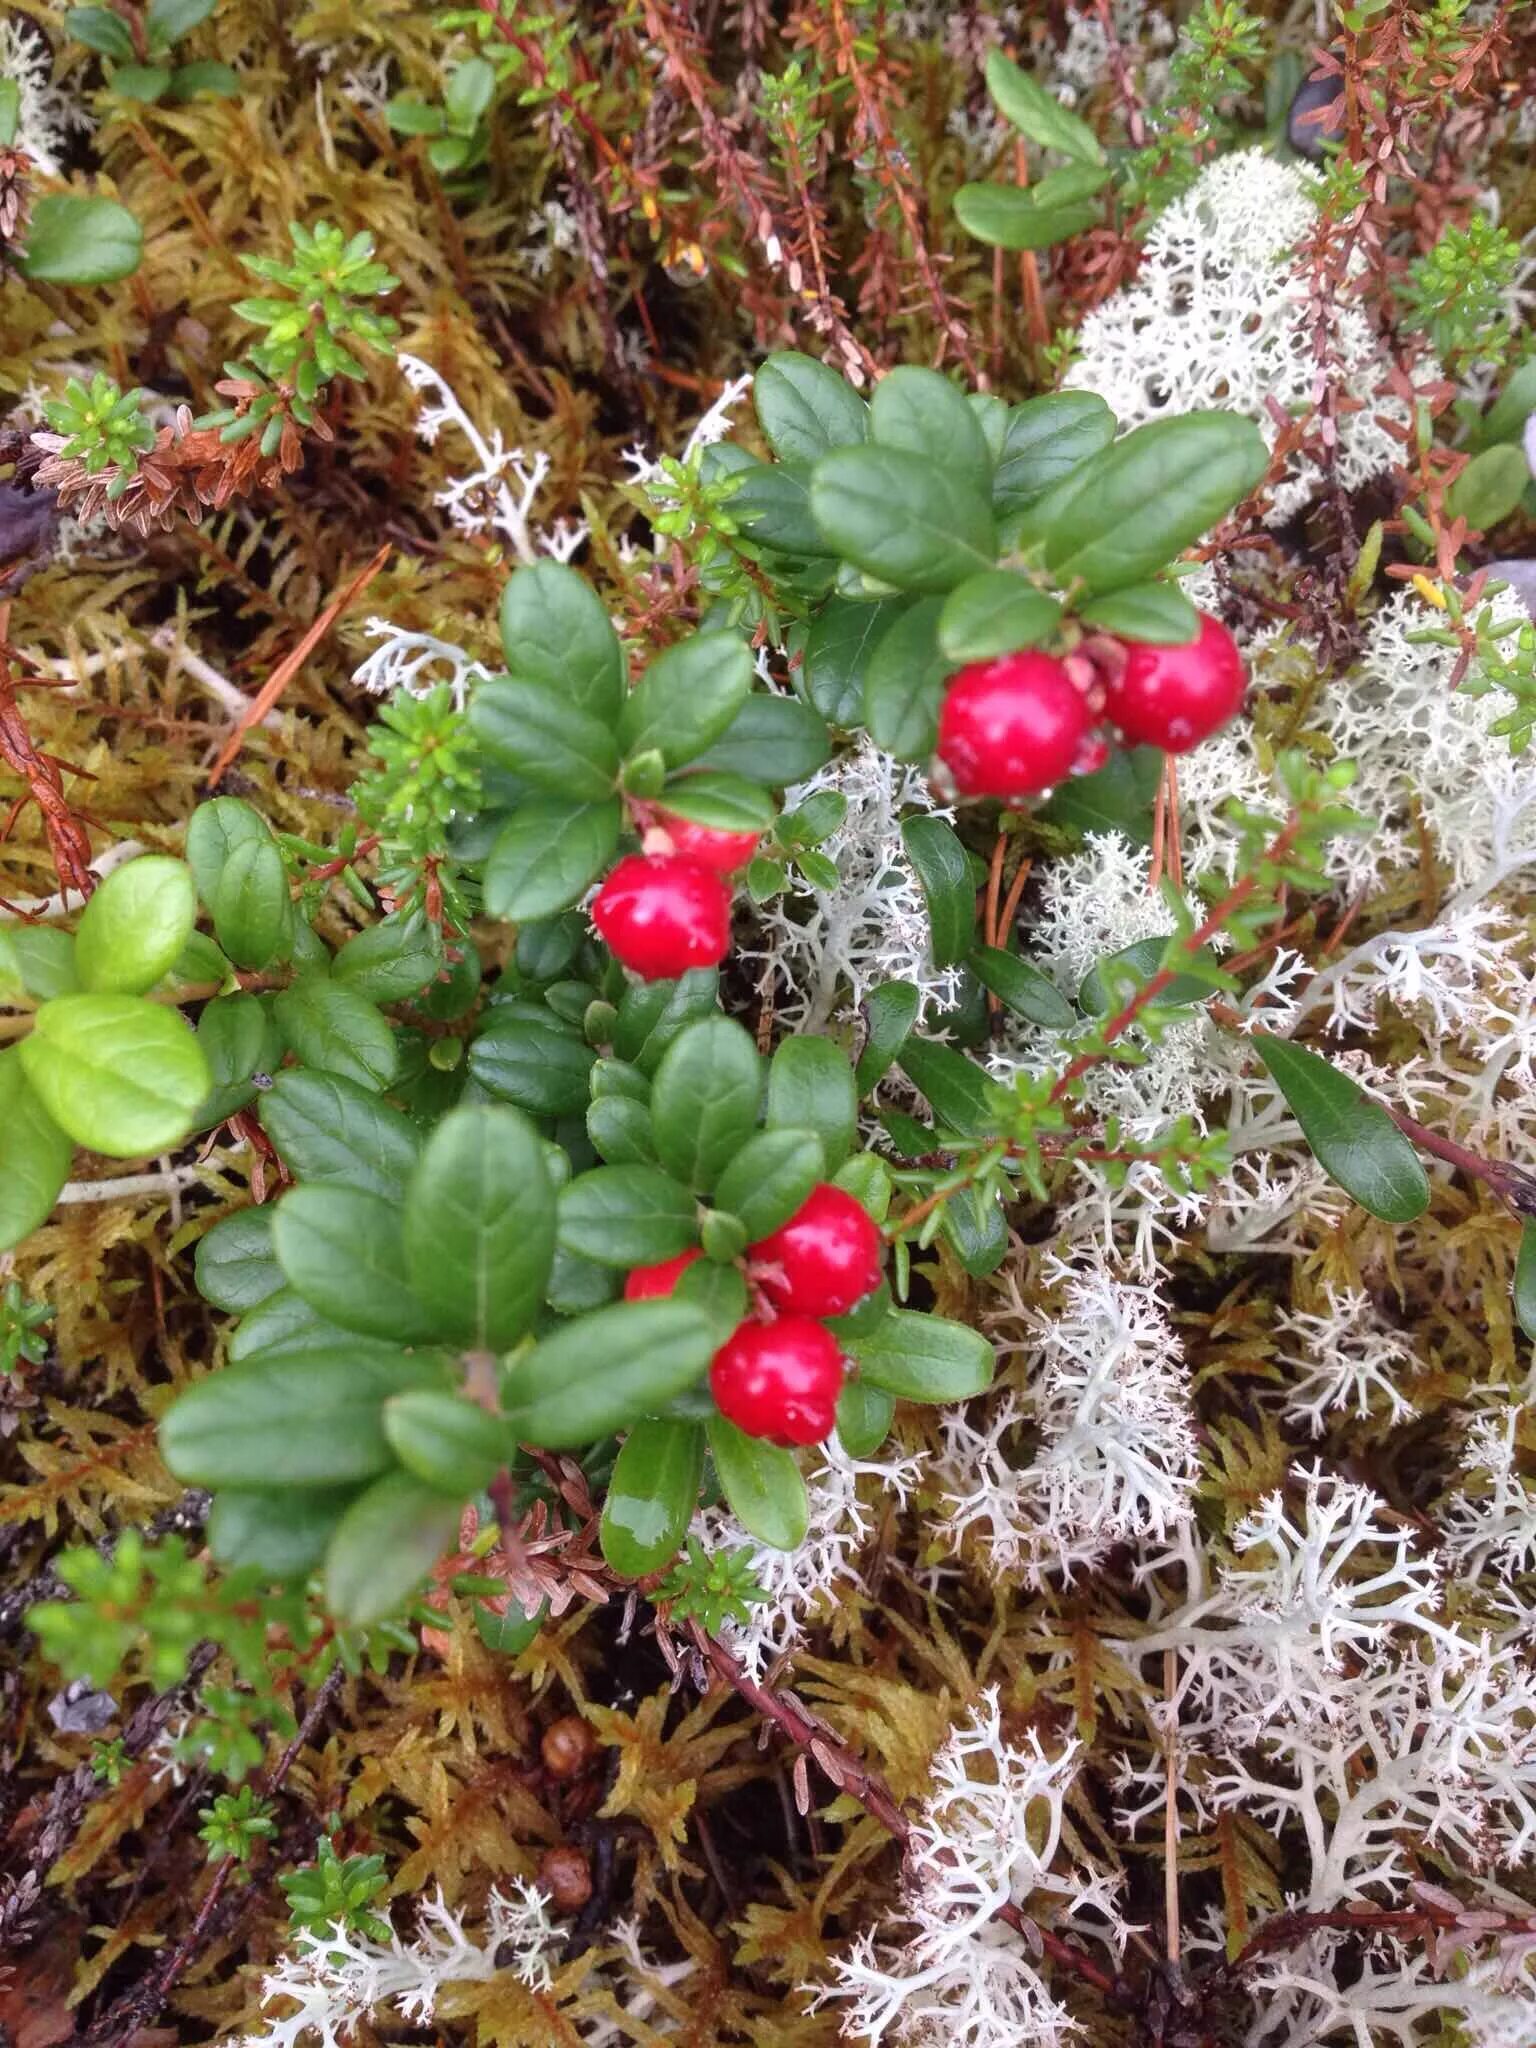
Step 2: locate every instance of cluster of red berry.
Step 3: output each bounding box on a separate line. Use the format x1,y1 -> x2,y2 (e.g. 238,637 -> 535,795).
623,1183 -> 883,1445
937,611 -> 1246,801
591,812 -> 758,981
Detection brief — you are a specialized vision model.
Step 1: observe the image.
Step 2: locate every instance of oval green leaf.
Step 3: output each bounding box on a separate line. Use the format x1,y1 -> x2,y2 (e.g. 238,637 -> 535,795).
1252,1034 -> 1431,1223
600,1418 -> 706,1577
649,1014 -> 762,1191
402,1103 -> 555,1349
706,1415 -> 809,1550
19,993 -> 209,1158
73,855 -> 197,995
503,1300 -> 717,1445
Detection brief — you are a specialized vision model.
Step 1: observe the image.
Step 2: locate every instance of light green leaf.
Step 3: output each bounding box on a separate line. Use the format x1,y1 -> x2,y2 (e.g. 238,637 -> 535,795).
1515,1219 -> 1536,1343
74,855 -> 197,995
984,48 -> 1104,162
21,194 -> 143,285
954,180 -> 1102,251
211,834 -> 292,970
19,994 -> 208,1157
0,1051 -> 73,1252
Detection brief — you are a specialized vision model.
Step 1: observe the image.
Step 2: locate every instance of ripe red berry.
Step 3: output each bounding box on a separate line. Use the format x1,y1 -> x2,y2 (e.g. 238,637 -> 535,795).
1103,613 -> 1246,753
655,811 -> 761,875
623,1248 -> 702,1301
749,1183 -> 883,1318
592,854 -> 731,980
937,651 -> 1093,800
710,1316 -> 847,1446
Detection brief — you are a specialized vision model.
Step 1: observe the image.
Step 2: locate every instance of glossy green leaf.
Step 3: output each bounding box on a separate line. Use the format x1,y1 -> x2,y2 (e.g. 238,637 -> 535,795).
402,1104 -> 555,1349
1078,580 -> 1199,644
674,1255 -> 748,1344
1515,1219 -> 1536,1343
74,856 -> 197,995
21,194 -> 142,284
713,1127 -> 825,1241
0,926 -> 78,1000
613,969 -> 720,1073
194,1207 -> 283,1313
19,994 -> 208,1157
272,1185 -> 443,1341
226,1287 -> 336,1363
556,1163 -> 697,1267
259,1068 -> 421,1198
692,694 -> 831,783
649,1015 -> 761,1191
942,1186 -> 1010,1275
160,1344 -> 443,1488
811,446 -> 996,593
470,676 -> 619,800
971,945 -> 1075,1028
601,1419 -> 705,1576
832,1152 -> 894,1222
1040,743 -> 1163,844
900,816 -> 975,968
937,572 -> 1062,663
955,179 -> 1102,250
587,1094 -> 658,1165
211,834 -> 292,970
706,1416 -> 808,1550
503,1300 -> 717,1445
848,1309 -> 995,1401
206,1487 -> 358,1581
898,1037 -> 995,1135
835,1377 -> 896,1458
802,596 -> 907,727
766,1035 -> 857,1169
870,367 -> 992,494
618,631 -> 753,768
863,597 -> 949,761
1036,414 -> 1269,595
1253,1034 -> 1431,1222
325,1471 -> 461,1626
754,351 -> 868,467
855,980 -> 921,1093
468,1007 -> 594,1114
275,977 -> 396,1092
985,48 -> 1104,162
483,796 -> 622,920
0,1051 -> 72,1252
658,773 -> 775,834
993,392 -> 1117,517
383,1388 -> 516,1495
332,912 -> 443,1003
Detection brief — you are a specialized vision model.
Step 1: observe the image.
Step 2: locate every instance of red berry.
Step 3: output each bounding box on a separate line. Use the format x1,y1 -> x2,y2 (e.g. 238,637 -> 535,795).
655,811 -> 761,875
592,854 -> 732,980
937,651 -> 1092,800
1103,613 -> 1246,753
749,1183 -> 883,1318
623,1248 -> 702,1301
710,1316 -> 847,1446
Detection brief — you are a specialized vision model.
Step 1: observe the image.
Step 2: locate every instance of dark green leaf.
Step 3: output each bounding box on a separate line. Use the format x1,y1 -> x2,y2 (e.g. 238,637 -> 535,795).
403,1104 -> 555,1348
194,1207 -> 282,1313
937,572 -> 1062,662
66,7 -> 138,59
227,1287 -> 336,1363
557,1163 -> 697,1267
725,457 -> 828,556
898,1037 -> 996,1136
21,194 -> 143,285
618,631 -> 752,768
766,1036 -> 856,1168
546,1242 -> 622,1313
503,1300 -> 717,1445
110,63 -> 172,100
19,994 -> 208,1157
1039,744 -> 1163,844
1035,414 -> 1269,595
332,912 -> 444,1003
587,1094 -> 658,1165
1253,1036 -> 1431,1222
971,946 -> 1075,1028
692,695 -> 831,783
993,393 -> 1117,518
383,1389 -> 516,1495
802,596 -> 907,727
835,1377 -> 895,1458
706,1417 -> 808,1550
863,598 -> 949,761
195,993 -> 278,1126
900,816 -> 975,968
601,1419 -> 705,1576
855,980 -> 921,1093
1078,936 -> 1218,1016
1515,1220 -> 1536,1343
984,48 -> 1104,162
211,835 -> 292,970
470,676 -> 619,800
955,181 -> 1102,250
74,856 -> 196,995
613,969 -> 721,1073
658,773 -> 775,834
275,977 -> 396,1092
272,1185 -> 443,1341
483,797 -> 622,920
754,352 -> 868,467
713,1127 -> 825,1241
166,59 -> 239,98
325,1472 -> 461,1626
870,367 -> 992,494
847,1309 -> 995,1401
0,1051 -> 72,1252
207,1487 -> 358,1581
160,1345 -> 443,1488
259,1069 -> 421,1199
942,1186 -> 1009,1274
674,1256 -> 748,1346
146,0 -> 216,42
1078,580 -> 1199,643
469,1008 -> 594,1115
649,1015 -> 761,1191
810,446 -> 996,593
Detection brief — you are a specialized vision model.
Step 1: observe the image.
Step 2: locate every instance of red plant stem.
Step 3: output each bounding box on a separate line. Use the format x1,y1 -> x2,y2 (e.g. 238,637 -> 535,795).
1383,1106 -> 1536,1217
